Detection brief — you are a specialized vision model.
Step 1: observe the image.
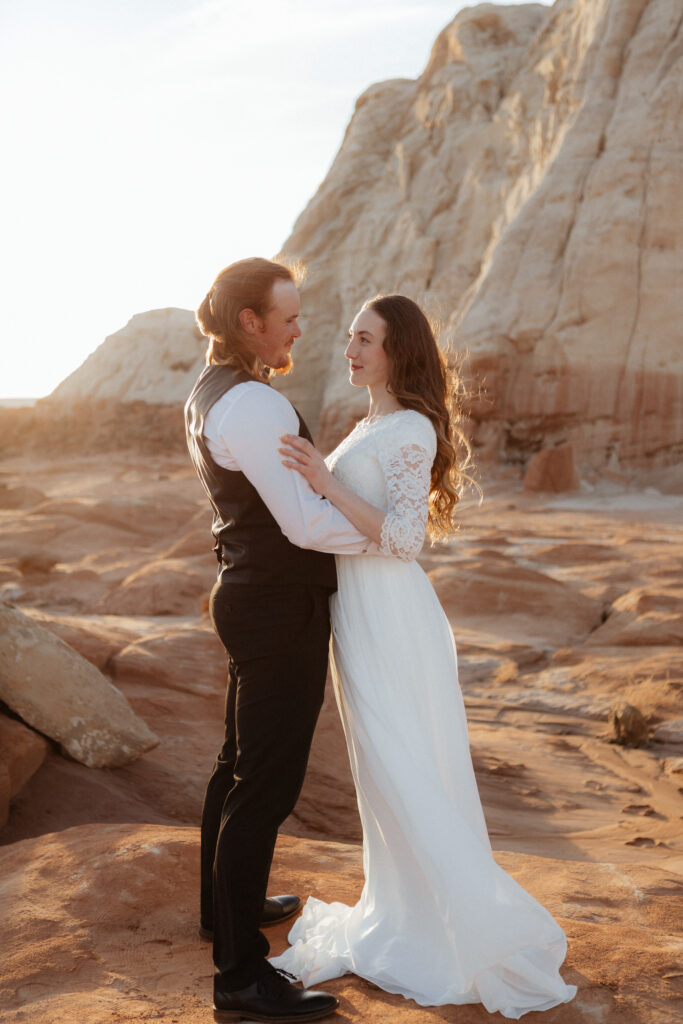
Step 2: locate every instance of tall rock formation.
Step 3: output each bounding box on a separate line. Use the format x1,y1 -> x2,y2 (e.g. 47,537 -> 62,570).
278,0 -> 683,469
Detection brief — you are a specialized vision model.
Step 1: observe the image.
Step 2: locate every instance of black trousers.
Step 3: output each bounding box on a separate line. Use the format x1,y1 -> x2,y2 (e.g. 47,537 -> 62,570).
200,574 -> 332,989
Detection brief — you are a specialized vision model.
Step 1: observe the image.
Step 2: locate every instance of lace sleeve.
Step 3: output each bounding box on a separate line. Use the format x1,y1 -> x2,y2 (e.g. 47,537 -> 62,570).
378,442 -> 433,561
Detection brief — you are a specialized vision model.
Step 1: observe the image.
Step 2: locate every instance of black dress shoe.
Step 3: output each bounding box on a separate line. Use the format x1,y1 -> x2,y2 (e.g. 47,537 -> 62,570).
200,895 -> 301,941
214,964 -> 338,1022
261,895 -> 301,926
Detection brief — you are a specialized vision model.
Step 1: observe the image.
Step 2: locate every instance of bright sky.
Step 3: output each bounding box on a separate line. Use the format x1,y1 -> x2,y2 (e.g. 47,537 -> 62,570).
0,0 -> 551,399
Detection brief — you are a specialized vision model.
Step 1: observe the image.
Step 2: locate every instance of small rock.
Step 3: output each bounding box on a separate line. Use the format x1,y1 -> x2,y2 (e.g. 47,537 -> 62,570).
608,701 -> 648,747
621,804 -> 655,816
17,552 -> 58,575
523,444 -> 580,493
652,719 -> 683,745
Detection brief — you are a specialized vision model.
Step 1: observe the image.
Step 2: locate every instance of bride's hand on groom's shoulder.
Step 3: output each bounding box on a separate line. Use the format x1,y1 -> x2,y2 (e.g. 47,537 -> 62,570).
279,434 -> 336,498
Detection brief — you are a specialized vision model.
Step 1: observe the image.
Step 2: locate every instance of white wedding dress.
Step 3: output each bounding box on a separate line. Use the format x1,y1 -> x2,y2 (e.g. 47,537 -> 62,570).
271,410 -> 577,1018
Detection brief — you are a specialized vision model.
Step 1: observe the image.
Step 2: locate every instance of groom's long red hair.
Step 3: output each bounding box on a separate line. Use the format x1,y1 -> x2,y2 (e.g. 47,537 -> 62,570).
365,295 -> 476,540
196,257 -> 303,378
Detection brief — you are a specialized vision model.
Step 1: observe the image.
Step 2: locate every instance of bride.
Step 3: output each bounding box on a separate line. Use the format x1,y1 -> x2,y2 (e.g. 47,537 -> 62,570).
275,295 -> 577,1018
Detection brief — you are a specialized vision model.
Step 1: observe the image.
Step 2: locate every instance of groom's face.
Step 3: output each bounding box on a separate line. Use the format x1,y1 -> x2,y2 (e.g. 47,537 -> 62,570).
245,280 -> 302,374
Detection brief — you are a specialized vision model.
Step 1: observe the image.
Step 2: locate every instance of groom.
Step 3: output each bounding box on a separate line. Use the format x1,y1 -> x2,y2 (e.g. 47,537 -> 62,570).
185,257 -> 374,1022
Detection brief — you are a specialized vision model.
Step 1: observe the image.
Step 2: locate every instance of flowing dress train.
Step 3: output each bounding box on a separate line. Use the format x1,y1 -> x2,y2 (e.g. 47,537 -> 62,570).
271,411 -> 576,1019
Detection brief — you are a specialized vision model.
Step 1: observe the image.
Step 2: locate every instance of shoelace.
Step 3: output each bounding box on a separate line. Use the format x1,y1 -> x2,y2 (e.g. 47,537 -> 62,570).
256,966 -> 299,995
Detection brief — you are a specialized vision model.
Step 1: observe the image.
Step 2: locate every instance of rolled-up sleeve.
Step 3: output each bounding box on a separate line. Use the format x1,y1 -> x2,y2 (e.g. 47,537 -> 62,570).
212,384 -> 378,555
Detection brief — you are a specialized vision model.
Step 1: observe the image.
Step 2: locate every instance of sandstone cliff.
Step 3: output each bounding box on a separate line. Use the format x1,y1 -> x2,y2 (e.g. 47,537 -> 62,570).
50,308 -> 203,405
278,0 -> 683,469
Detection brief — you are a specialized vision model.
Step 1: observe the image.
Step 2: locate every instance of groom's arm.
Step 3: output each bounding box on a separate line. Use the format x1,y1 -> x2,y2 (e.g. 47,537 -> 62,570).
204,382 -> 379,555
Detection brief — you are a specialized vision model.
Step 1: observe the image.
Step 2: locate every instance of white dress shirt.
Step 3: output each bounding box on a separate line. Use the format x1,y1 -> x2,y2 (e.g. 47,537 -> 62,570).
203,381 -> 377,555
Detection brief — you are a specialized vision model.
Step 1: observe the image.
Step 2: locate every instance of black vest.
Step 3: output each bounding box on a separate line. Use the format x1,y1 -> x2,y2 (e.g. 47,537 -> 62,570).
185,364 -> 337,590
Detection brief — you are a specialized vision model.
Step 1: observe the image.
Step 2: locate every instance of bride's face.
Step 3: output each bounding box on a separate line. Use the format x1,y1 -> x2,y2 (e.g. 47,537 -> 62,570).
345,309 -> 391,389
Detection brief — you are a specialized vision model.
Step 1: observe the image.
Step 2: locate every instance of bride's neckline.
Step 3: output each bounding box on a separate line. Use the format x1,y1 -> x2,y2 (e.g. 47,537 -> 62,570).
355,408 -> 410,429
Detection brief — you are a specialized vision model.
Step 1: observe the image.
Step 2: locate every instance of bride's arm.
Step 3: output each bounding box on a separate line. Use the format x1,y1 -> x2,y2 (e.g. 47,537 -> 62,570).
279,433 -> 433,560
279,433 -> 385,545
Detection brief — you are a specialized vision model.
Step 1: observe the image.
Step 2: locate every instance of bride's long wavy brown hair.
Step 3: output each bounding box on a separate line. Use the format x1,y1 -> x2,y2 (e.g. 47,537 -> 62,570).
365,294 -> 476,541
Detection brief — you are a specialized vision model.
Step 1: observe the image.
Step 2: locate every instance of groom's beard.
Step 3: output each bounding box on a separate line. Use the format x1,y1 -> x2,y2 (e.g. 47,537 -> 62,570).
273,354 -> 294,376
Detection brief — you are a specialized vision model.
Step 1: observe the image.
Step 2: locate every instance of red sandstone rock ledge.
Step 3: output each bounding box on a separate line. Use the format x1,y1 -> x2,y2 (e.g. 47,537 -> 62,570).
1,824 -> 680,1023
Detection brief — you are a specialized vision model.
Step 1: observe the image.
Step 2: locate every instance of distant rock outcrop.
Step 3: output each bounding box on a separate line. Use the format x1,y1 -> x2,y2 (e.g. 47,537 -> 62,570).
523,443 -> 580,492
50,308 -> 203,405
277,0 -> 682,469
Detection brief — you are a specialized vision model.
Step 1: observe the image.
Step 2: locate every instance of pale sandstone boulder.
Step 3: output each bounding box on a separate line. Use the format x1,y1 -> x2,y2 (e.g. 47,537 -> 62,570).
49,308 -> 204,405
0,604 -> 158,768
0,714 -> 50,827
277,0 -> 683,470
23,610 -> 144,672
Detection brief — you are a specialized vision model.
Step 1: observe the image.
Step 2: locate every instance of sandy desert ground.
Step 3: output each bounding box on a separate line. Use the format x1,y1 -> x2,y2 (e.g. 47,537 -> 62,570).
1,448 -> 682,1023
